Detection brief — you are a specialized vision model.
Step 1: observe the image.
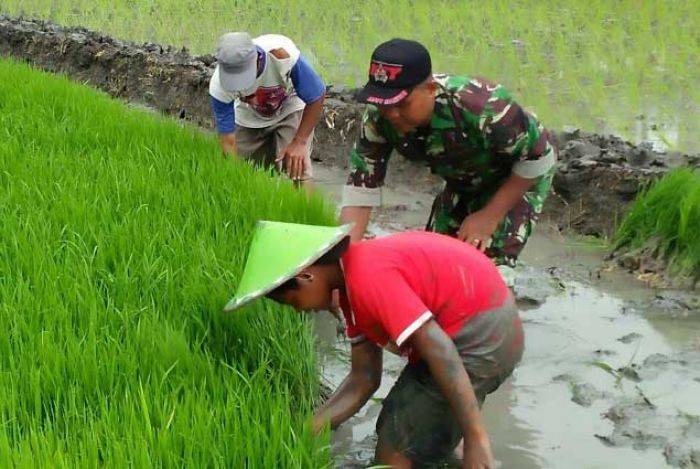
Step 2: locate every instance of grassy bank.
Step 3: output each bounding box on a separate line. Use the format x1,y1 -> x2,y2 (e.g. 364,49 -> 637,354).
3,0 -> 698,151
0,58 -> 334,466
614,168 -> 700,282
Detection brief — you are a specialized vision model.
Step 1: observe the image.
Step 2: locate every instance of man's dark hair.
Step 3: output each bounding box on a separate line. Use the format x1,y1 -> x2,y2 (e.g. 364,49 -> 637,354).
265,236 -> 350,301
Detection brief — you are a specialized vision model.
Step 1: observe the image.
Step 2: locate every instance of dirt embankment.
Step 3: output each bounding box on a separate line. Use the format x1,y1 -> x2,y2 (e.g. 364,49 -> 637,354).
2,16 -> 698,252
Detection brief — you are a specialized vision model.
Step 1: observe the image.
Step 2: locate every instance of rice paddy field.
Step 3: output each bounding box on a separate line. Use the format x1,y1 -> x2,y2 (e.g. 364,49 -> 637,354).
0,1 -> 699,466
3,0 -> 699,152
0,58 -> 335,466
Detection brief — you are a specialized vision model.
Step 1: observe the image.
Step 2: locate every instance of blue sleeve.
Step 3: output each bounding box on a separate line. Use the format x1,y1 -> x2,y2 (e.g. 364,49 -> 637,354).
210,96 -> 236,134
290,55 -> 326,104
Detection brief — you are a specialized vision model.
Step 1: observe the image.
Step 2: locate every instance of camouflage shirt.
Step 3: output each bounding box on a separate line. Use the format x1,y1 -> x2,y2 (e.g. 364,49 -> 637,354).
341,74 -> 557,207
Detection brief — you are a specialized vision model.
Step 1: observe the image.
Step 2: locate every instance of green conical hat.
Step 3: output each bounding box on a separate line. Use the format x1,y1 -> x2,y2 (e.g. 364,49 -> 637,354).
224,220 -> 352,312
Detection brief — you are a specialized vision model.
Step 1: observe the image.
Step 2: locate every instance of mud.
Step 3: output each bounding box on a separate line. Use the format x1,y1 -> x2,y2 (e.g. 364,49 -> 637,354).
598,349 -> 700,468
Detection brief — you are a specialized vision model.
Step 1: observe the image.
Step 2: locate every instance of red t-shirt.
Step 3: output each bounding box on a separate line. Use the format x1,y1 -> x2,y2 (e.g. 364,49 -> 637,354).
339,231 -> 510,361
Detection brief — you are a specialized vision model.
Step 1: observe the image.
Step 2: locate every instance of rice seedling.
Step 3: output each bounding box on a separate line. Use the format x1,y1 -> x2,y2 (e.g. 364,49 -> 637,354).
2,0 -> 698,151
614,168 -> 700,282
0,58 -> 334,466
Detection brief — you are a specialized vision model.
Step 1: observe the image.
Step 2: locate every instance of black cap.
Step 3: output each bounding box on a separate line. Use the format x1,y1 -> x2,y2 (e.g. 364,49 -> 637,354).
357,38 -> 432,106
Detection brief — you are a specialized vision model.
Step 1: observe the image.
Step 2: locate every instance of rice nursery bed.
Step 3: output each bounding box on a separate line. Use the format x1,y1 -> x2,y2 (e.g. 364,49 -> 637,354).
614,168 -> 700,283
0,58 -> 334,466
3,0 -> 699,151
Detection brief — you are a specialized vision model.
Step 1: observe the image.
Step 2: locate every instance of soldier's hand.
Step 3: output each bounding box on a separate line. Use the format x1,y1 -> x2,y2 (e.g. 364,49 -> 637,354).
457,210 -> 500,252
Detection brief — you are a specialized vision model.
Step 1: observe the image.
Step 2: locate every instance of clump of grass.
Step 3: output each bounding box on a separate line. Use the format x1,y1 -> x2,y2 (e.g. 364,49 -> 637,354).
0,58 -> 334,465
614,168 -> 700,281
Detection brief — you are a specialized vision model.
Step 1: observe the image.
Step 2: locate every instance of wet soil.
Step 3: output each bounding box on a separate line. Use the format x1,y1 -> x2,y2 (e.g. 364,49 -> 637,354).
2,15 -> 699,467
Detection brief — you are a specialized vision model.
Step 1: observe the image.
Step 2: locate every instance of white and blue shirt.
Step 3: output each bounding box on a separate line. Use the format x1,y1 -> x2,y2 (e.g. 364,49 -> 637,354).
209,34 -> 325,133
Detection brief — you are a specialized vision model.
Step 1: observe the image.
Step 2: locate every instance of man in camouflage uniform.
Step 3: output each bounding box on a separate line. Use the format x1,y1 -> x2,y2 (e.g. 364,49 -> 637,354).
340,39 -> 557,267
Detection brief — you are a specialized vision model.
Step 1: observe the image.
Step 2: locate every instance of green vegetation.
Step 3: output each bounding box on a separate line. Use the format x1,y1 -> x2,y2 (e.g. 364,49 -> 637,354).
614,168 -> 700,281
0,58 -> 334,465
3,0 -> 698,151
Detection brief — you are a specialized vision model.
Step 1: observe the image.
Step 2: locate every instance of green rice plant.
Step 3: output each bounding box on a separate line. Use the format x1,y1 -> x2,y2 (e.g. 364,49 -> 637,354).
0,58 -> 334,466
614,168 -> 700,281
1,0 -> 698,151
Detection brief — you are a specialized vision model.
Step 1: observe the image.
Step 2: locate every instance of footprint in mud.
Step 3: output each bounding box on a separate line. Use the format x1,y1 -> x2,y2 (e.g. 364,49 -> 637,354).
510,266 -> 566,306
334,435 -> 377,468
617,332 -> 643,344
552,374 -> 608,407
598,396 -> 700,468
590,350 -> 700,467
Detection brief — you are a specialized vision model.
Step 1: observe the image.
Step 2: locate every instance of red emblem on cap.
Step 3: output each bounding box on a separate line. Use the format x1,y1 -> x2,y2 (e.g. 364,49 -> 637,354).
369,61 -> 403,83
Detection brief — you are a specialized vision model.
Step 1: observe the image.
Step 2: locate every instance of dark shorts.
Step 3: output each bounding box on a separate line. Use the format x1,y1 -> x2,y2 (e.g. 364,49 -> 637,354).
375,301 -> 524,465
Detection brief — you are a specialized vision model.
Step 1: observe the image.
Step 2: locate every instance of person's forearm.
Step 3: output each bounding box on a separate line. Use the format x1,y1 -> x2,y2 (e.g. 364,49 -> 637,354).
316,341 -> 382,430
293,95 -> 325,144
340,205 -> 372,242
482,173 -> 536,219
219,133 -> 237,157
315,372 -> 378,429
419,325 -> 486,441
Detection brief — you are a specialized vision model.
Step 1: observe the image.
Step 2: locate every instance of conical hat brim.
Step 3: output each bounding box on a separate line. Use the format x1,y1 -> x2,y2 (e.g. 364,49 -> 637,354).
223,221 -> 352,313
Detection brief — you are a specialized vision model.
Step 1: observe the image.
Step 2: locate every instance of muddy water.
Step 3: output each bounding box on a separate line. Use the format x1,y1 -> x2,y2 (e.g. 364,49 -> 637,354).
311,165 -> 700,468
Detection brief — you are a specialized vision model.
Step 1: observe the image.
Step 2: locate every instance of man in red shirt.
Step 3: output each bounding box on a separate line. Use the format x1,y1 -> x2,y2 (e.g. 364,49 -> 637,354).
225,221 -> 524,467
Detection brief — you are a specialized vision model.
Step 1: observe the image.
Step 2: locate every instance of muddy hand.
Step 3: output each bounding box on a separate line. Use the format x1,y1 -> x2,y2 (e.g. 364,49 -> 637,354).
276,139 -> 307,181
463,433 -> 496,469
311,413 -> 329,436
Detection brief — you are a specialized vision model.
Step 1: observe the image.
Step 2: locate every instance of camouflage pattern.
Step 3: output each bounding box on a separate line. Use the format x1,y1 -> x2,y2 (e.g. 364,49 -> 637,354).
345,74 -> 557,265
428,165 -> 555,266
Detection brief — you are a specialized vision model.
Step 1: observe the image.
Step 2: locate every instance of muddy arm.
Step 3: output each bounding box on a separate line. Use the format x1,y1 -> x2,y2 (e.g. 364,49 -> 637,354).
409,319 -> 495,467
313,340 -> 383,432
